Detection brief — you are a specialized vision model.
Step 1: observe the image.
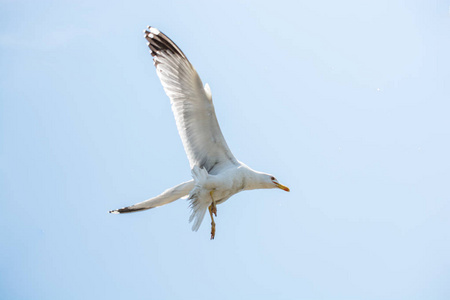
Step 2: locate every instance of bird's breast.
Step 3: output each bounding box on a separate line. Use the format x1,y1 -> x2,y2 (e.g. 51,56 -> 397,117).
211,178 -> 246,204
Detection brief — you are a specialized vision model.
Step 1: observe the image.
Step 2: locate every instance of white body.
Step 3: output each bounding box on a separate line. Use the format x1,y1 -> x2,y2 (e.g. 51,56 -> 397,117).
109,27 -> 289,232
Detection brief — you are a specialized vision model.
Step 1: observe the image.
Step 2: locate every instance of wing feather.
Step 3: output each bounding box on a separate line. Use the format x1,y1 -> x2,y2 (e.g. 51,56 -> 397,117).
109,180 -> 195,214
144,27 -> 238,174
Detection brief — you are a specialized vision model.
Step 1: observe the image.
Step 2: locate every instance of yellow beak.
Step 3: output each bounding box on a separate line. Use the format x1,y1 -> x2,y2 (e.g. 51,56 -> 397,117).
276,183 -> 290,192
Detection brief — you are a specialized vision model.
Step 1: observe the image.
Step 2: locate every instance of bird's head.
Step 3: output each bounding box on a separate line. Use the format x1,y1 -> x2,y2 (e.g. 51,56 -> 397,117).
259,173 -> 290,192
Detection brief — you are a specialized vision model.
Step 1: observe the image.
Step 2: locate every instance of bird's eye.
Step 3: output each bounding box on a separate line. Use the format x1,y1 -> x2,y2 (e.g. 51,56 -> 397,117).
271,176 -> 275,181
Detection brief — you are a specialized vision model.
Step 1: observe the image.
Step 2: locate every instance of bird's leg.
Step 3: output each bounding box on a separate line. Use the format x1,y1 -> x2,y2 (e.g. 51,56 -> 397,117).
210,190 -> 217,216
208,205 -> 216,240
209,190 -> 217,239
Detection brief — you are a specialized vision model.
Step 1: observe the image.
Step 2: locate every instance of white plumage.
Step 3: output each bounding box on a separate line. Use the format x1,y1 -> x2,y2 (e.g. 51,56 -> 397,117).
109,26 -> 289,239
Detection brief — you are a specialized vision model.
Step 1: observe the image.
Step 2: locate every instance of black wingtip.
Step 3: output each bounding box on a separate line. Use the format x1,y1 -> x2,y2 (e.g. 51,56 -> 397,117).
109,206 -> 150,214
143,26 -> 187,60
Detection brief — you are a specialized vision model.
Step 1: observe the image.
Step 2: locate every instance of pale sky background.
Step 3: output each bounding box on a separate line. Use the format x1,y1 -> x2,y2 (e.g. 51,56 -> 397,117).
1,0 -> 450,299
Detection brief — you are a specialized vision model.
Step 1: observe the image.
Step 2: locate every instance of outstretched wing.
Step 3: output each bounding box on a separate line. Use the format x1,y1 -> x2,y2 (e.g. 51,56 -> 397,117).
109,180 -> 195,214
144,27 -> 238,174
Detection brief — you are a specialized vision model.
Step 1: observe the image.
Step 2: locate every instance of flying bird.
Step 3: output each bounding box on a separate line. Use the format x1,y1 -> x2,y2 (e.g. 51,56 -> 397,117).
109,26 -> 290,239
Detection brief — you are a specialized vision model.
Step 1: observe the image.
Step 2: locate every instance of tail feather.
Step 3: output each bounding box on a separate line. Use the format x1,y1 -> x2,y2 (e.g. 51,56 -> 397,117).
109,180 -> 194,214
191,166 -> 208,186
189,198 -> 208,231
188,166 -> 210,231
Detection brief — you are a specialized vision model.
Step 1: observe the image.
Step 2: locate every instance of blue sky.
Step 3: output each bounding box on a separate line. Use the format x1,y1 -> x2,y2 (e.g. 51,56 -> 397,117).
1,0 -> 450,299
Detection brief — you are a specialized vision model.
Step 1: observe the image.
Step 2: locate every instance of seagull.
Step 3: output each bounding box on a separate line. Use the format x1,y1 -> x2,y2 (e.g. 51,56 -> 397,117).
109,26 -> 290,239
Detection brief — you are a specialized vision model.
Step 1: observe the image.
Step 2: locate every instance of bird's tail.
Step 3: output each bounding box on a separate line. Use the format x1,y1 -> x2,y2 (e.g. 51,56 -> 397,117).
191,165 -> 208,186
188,166 -> 210,231
109,180 -> 194,214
